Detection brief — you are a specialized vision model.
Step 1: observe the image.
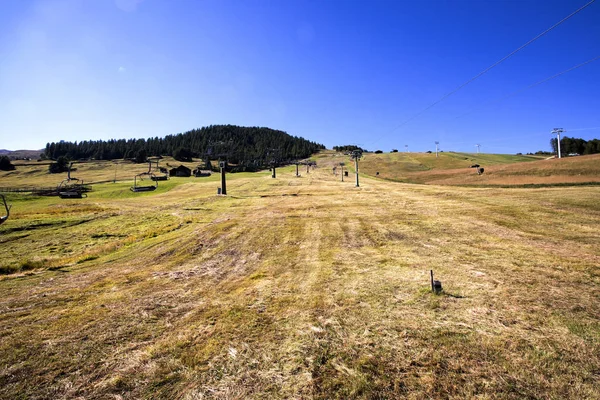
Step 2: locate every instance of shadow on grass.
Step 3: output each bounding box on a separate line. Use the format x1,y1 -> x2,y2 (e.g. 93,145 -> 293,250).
439,291 -> 466,299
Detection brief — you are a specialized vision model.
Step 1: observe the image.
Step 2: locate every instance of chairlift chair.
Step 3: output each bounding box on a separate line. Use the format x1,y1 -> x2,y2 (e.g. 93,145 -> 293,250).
57,165 -> 87,198
59,191 -> 87,199
58,179 -> 86,198
0,195 -> 11,225
131,173 -> 158,192
148,160 -> 168,181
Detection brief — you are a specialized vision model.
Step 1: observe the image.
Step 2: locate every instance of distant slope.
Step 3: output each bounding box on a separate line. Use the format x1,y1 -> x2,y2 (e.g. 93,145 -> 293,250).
0,149 -> 43,159
358,152 -> 600,186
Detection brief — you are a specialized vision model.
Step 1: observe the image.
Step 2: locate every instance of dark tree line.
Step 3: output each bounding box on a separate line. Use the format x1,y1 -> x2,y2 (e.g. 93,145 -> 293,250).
333,145 -> 367,153
550,136 -> 600,155
44,125 -> 325,167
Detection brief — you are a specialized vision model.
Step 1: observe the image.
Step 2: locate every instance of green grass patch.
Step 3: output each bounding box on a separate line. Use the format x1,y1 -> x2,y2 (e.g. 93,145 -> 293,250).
77,255 -> 99,264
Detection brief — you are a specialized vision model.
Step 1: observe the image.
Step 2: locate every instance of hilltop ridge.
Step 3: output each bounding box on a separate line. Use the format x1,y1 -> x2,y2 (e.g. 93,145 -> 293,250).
44,125 -> 325,166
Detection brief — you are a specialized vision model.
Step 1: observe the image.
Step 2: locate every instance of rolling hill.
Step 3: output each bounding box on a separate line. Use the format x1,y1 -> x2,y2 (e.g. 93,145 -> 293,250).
0,149 -> 44,159
357,151 -> 600,186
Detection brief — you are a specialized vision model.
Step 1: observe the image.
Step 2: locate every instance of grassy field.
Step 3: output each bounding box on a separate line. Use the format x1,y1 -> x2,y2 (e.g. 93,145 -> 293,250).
1,152 -> 599,399
358,151 -> 600,186
1,157 -> 204,188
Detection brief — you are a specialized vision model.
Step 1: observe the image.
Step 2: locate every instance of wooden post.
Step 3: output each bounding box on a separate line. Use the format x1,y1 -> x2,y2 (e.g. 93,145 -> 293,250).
430,270 -> 434,292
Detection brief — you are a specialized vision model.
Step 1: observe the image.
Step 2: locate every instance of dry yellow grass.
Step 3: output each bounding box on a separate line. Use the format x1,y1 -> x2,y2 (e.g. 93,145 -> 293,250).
359,152 -> 600,186
1,152 -> 599,399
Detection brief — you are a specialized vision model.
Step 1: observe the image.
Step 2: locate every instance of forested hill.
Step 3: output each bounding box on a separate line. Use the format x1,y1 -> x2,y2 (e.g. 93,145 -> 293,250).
44,125 -> 325,165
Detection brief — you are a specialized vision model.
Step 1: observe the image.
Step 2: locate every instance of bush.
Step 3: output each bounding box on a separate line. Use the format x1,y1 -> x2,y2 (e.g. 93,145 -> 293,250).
391,149 -> 398,153
374,150 -> 383,154
48,156 -> 69,173
0,156 -> 15,171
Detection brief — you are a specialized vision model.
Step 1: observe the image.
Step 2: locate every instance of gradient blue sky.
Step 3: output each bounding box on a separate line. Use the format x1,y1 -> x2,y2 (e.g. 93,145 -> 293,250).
1,0 -> 599,153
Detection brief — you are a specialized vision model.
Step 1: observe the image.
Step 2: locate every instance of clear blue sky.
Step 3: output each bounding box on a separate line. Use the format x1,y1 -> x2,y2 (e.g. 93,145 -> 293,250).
1,0 -> 599,154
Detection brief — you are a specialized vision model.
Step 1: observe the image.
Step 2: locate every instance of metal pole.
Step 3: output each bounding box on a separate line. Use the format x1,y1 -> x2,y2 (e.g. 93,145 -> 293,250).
552,128 -> 564,159
220,162 -> 227,195
355,158 -> 359,187
272,166 -> 276,178
296,164 -> 299,177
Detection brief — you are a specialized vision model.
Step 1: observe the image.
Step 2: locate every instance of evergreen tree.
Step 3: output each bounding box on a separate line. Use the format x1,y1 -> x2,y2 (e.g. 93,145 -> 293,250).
173,147 -> 193,162
333,145 -> 366,153
550,136 -> 599,156
49,156 -> 70,174
0,156 -> 15,171
135,149 -> 148,164
43,125 -> 325,168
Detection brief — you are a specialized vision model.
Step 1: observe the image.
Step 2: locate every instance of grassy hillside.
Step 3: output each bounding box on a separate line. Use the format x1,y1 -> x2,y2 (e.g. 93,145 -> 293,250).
1,157 -> 210,189
1,153 -> 599,399
357,151 -> 600,186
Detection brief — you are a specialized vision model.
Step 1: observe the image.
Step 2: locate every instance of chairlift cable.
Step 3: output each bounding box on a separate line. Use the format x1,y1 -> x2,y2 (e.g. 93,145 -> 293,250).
369,0 -> 596,145
454,55 -> 600,120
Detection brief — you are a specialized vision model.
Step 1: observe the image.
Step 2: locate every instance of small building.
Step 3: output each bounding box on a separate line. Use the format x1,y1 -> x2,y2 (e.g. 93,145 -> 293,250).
169,165 -> 191,177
